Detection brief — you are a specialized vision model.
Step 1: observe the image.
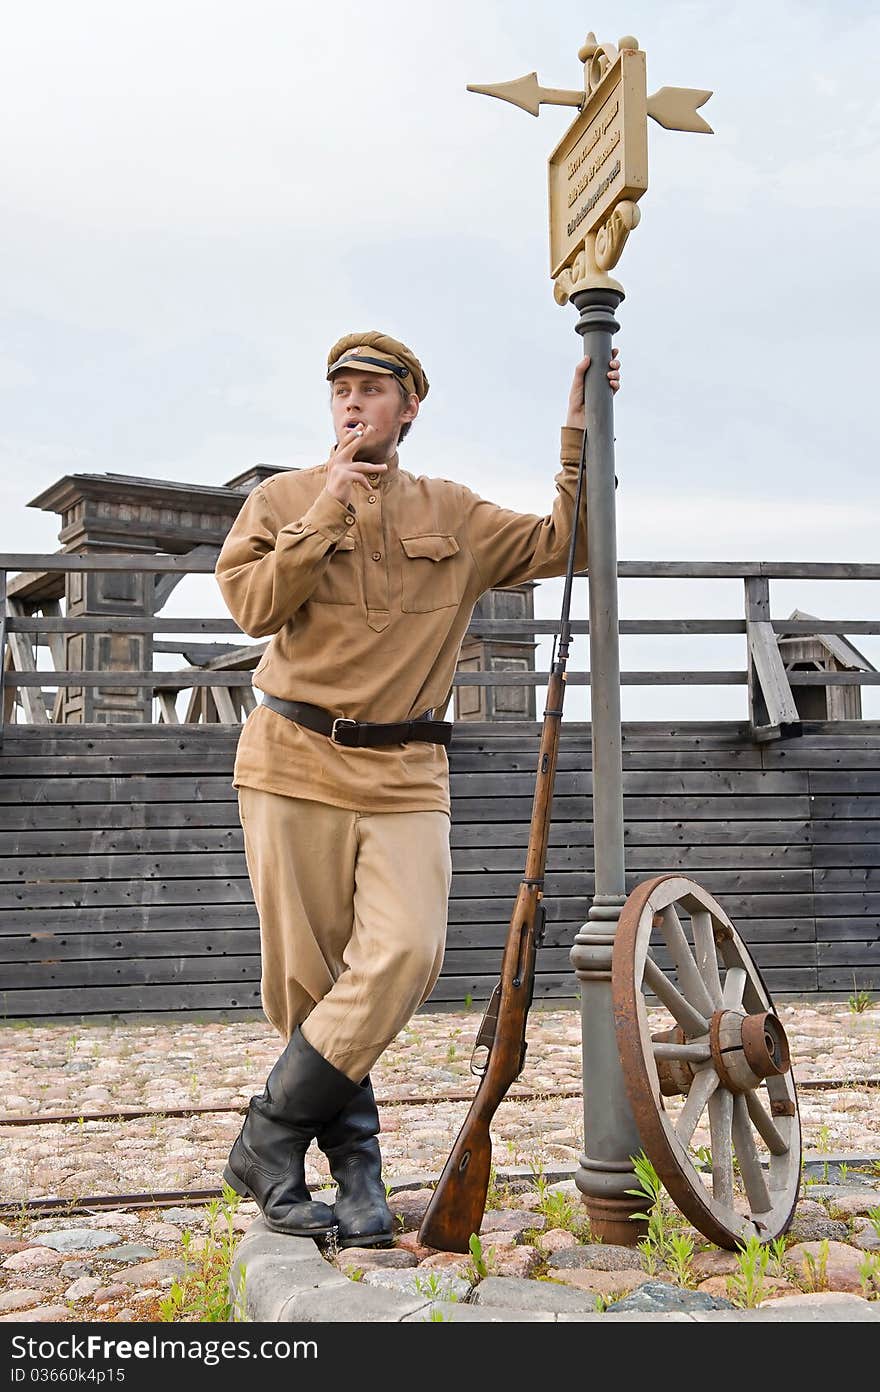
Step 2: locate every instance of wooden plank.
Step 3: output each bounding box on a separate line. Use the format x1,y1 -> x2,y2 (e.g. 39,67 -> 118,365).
0,775 -> 237,805
0,852 -> 249,883
450,749 -> 766,772
449,771 -> 808,795
0,981 -> 264,1015
5,616 -> 246,635
450,820 -> 811,848
762,749 -> 880,770
810,772 -> 880,793
815,918 -> 880,941
814,845 -> 880,867
5,752 -> 241,776
1,553 -> 221,573
745,576 -> 800,734
810,798 -> 880,820
0,802 -> 244,832
0,904 -> 260,934
8,671 -> 255,688
446,894 -> 814,921
0,566 -> 6,743
1,954 -> 261,990
812,819 -> 880,844
814,868 -> 880,890
0,733 -> 241,757
450,796 -> 812,821
5,601 -> 50,724
4,554 -> 880,579
0,928 -> 258,961
0,826 -> 245,856
816,942 -> 880,967
817,968 -> 880,991
451,844 -> 812,872
0,877 -> 253,910
447,870 -> 813,898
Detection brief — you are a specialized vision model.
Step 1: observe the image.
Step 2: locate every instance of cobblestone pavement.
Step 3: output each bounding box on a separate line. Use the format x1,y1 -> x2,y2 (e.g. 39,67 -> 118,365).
0,1001 -> 878,1322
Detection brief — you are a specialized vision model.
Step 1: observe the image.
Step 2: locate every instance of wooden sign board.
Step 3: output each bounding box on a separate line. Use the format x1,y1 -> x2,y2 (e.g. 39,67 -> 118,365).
547,48 -> 648,279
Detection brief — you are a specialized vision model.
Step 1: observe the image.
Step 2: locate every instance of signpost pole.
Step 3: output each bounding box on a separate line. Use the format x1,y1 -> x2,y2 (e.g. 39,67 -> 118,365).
467,30 -> 713,1244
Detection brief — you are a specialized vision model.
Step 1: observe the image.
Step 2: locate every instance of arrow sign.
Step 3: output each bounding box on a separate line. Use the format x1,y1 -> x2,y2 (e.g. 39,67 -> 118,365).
646,86 -> 713,134
466,72 -> 583,118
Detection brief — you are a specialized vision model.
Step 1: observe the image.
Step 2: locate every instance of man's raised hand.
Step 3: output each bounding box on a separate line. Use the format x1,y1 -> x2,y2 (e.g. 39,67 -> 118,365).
324,425 -> 388,505
565,349 -> 620,431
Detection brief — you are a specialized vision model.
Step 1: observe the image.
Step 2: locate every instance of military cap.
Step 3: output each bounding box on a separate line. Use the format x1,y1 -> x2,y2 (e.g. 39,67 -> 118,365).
326,331 -> 429,402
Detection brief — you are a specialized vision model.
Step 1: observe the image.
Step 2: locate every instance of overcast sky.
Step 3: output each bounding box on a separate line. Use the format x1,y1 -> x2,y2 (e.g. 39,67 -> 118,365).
2,0 -> 878,720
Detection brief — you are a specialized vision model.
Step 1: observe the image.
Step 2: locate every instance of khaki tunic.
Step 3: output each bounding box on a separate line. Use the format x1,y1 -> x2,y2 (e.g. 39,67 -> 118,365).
215,426 -> 587,814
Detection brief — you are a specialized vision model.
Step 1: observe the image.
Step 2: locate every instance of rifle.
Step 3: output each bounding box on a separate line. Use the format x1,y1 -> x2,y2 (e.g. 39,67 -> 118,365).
417,424 -> 588,1253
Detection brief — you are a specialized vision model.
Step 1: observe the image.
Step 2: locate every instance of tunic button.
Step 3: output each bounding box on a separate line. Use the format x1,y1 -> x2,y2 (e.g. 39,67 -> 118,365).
368,494 -> 377,504
372,551 -> 381,562
345,515 -> 355,525
369,474 -> 379,484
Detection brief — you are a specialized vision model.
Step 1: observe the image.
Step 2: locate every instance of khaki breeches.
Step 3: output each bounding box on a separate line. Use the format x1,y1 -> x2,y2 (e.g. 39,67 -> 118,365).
238,785 -> 452,1081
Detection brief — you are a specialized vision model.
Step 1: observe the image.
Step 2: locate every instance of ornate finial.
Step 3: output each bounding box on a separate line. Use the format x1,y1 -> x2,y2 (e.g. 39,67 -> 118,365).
578,33 -> 598,62
617,36 -> 639,52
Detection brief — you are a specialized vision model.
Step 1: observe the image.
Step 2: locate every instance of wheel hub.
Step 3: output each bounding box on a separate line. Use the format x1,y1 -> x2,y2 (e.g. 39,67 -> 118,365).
709,1009 -> 791,1094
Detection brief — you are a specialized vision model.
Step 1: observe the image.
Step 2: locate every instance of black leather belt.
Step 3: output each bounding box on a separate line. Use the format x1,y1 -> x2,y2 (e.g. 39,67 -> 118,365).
260,695 -> 453,749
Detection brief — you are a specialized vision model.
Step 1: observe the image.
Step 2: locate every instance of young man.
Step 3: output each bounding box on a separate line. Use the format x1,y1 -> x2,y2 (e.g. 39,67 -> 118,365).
215,330 -> 620,1247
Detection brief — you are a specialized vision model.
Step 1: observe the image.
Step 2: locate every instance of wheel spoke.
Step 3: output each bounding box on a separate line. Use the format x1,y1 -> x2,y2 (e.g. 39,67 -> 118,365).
708,1088 -> 734,1207
661,904 -> 717,1018
652,1039 -> 711,1064
732,1093 -> 772,1214
643,954 -> 710,1037
745,1088 -> 789,1157
675,1066 -> 719,1147
722,965 -> 747,1009
691,910 -> 724,1009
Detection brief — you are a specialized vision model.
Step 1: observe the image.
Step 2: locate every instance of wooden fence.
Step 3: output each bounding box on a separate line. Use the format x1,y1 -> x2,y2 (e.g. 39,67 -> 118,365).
1,553 -> 879,1019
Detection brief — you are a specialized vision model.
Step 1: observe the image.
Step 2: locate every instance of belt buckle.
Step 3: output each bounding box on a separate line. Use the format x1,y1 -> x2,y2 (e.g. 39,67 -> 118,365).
331,717 -> 358,746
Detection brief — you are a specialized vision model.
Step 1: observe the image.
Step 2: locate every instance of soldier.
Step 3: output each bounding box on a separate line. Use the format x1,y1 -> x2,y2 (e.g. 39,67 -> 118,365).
215,330 -> 619,1247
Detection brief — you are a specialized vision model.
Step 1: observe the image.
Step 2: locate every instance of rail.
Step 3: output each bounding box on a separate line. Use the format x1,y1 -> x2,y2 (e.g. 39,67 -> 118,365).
2,553 -> 879,740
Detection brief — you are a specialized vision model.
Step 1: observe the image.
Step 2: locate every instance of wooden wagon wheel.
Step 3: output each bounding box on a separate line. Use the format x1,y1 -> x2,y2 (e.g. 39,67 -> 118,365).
611,875 -> 801,1250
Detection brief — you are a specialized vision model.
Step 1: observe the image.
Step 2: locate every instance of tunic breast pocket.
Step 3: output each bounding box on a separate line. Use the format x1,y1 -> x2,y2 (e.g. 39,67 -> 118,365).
312,533 -> 360,605
400,534 -> 464,612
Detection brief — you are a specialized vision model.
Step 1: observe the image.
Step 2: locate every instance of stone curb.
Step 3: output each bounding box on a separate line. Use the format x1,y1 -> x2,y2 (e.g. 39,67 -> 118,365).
228,1157 -> 880,1325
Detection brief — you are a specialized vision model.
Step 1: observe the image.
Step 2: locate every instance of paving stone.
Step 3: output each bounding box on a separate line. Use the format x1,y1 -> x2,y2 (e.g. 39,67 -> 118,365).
608,1280 -> 736,1313
491,1246 -> 543,1278
691,1249 -> 741,1279
2,1247 -> 69,1272
786,1239 -> 873,1293
98,1244 -> 159,1263
471,1275 -> 595,1313
537,1228 -> 579,1252
0,1289 -> 42,1313
479,1207 -> 544,1236
852,1222 -> 880,1252
825,1190 -> 880,1218
0,1306 -> 71,1322
65,1276 -> 103,1300
394,1230 -> 436,1261
550,1267 -> 650,1299
113,1259 -> 187,1287
386,1189 -> 434,1231
362,1267 -> 471,1302
336,1246 -> 417,1274
786,1215 -> 849,1243
36,1228 -> 122,1252
548,1243 -> 647,1272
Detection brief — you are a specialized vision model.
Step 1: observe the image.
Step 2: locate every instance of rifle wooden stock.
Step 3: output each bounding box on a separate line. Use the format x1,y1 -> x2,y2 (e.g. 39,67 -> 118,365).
417,669 -> 563,1254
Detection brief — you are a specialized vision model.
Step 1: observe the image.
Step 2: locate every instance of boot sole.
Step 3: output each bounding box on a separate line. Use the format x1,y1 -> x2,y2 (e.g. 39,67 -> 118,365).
337,1231 -> 394,1249
222,1164 -> 338,1239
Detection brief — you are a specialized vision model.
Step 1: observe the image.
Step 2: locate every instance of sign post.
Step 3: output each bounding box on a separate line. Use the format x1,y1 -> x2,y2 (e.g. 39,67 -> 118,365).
469,32 -> 714,1242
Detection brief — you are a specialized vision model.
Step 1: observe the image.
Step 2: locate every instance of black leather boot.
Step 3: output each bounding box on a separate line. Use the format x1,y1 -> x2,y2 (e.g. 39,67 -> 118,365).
223,1026 -> 359,1238
316,1076 -> 394,1248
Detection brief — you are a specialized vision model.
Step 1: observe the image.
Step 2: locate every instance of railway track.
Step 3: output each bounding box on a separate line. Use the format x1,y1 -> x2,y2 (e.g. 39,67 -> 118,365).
1,1075 -> 878,1220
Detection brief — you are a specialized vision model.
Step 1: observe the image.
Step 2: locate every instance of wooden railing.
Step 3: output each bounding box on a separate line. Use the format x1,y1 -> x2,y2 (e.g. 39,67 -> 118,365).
2,553 -> 879,741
